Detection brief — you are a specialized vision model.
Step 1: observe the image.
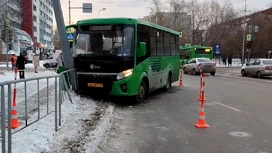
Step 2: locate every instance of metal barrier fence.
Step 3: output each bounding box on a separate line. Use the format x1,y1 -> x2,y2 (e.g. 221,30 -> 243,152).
0,69 -> 76,153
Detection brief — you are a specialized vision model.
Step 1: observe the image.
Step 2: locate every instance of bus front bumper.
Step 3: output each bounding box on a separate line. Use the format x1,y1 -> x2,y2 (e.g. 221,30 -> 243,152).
77,73 -> 138,96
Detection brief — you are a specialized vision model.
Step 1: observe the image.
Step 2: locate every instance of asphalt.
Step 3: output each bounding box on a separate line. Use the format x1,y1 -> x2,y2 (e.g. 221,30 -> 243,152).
99,68 -> 272,153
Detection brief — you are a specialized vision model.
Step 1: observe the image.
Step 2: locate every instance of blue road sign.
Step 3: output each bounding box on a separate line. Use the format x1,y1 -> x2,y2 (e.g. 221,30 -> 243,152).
67,33 -> 74,41
214,44 -> 221,56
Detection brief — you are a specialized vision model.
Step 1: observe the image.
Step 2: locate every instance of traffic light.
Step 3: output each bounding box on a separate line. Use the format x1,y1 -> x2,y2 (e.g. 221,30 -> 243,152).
8,29 -> 12,42
245,41 -> 251,48
1,30 -> 5,40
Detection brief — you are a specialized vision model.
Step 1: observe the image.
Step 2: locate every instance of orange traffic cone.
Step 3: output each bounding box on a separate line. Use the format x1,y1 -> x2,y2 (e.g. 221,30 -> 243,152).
179,70 -> 184,87
6,68 -> 21,129
198,91 -> 206,101
195,91 -> 210,128
6,102 -> 21,129
198,82 -> 206,101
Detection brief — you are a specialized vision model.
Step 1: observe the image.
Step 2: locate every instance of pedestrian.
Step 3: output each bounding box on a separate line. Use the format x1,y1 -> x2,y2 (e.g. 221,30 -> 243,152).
33,54 -> 40,73
56,52 -> 64,73
228,56 -> 232,67
10,54 -> 17,71
222,57 -> 226,66
16,52 -> 27,79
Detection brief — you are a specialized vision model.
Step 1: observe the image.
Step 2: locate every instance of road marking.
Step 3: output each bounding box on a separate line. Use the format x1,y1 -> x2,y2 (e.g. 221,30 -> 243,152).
212,101 -> 242,112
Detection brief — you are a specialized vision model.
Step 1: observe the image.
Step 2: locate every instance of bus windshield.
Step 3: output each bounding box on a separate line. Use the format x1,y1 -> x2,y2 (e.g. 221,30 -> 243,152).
74,25 -> 134,57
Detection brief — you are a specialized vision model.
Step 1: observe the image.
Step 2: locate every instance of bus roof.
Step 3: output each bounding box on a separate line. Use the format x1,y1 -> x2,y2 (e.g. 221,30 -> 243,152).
73,18 -> 179,35
180,45 -> 213,50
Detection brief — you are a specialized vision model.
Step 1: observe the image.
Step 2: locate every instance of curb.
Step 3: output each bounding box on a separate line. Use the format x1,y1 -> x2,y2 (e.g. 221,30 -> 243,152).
84,105 -> 115,153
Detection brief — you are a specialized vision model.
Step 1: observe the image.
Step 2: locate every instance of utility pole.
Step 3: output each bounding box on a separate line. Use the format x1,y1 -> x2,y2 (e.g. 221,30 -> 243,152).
69,0 -> 71,25
241,0 -> 247,66
52,0 -> 76,90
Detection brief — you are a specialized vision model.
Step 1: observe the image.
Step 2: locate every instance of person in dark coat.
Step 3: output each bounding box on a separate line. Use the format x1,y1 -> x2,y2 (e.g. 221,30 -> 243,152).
16,52 -> 28,79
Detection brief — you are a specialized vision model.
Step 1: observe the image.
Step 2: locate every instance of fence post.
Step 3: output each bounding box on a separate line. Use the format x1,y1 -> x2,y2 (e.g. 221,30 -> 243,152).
37,79 -> 40,119
7,85 -> 12,153
55,77 -> 58,132
1,85 -> 6,152
47,78 -> 49,114
59,75 -> 62,127
24,81 -> 28,126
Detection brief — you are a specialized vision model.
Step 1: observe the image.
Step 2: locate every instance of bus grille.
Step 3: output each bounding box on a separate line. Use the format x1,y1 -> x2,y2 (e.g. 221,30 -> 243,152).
77,74 -> 117,94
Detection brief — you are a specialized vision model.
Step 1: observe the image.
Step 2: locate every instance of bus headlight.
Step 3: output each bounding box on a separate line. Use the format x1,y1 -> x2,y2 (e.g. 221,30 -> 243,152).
117,69 -> 133,80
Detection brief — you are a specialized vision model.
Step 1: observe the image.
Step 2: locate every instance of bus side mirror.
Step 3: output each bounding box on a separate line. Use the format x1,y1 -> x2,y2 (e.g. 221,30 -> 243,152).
139,42 -> 147,57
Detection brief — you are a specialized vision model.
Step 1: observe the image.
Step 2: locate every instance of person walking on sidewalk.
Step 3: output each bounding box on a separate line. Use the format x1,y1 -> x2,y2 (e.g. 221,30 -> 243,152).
10,54 -> 17,71
33,54 -> 40,73
16,52 -> 27,79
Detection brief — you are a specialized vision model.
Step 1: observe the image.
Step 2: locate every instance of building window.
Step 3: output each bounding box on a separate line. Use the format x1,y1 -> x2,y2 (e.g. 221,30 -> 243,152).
34,26 -> 37,32
34,15 -> 37,22
33,5 -> 36,11
34,37 -> 37,42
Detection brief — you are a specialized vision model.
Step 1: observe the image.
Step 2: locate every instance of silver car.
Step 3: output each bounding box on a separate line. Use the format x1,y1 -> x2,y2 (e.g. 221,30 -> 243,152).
241,58 -> 272,78
183,58 -> 216,75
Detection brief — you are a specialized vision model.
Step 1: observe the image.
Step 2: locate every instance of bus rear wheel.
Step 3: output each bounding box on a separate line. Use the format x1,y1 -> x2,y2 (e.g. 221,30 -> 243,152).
164,73 -> 172,91
134,80 -> 146,103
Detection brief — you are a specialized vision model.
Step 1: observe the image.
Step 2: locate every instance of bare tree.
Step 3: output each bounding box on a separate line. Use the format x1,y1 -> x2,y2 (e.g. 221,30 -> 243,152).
53,28 -> 61,50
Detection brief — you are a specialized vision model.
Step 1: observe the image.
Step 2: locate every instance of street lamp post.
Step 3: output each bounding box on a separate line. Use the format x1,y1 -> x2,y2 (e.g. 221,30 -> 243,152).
98,8 -> 106,18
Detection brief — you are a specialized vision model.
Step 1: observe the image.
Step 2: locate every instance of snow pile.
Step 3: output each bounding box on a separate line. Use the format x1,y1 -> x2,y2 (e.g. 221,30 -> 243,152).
0,61 -> 45,69
0,70 -> 57,83
1,93 -> 114,153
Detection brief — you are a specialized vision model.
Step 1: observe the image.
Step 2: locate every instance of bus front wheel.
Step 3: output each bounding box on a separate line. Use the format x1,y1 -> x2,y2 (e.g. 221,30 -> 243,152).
134,80 -> 147,103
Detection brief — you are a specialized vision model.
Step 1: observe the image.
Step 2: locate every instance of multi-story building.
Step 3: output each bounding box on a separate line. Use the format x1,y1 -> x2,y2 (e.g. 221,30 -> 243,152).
0,0 -> 54,56
32,0 -> 54,52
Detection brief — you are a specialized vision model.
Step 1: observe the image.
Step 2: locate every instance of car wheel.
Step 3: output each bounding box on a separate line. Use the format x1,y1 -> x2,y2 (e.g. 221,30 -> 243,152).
44,64 -> 50,68
210,72 -> 215,76
164,73 -> 172,91
241,70 -> 247,76
183,68 -> 188,74
192,68 -> 196,75
134,80 -> 147,103
257,71 -> 262,78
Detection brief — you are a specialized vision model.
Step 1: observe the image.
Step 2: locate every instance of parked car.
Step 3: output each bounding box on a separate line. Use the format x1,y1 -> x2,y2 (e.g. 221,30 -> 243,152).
183,58 -> 216,75
43,56 -> 58,68
241,58 -> 272,78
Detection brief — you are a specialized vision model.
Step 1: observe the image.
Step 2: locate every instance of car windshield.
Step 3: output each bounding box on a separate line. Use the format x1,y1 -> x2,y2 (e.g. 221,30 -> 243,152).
73,24 -> 134,57
262,60 -> 272,65
197,58 -> 211,62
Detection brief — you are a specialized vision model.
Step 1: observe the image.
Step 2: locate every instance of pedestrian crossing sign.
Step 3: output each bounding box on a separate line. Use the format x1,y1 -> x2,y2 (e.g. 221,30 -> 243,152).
67,32 -> 75,42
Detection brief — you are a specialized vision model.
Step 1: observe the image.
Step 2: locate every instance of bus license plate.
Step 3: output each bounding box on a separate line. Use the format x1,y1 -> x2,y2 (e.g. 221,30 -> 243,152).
88,83 -> 103,88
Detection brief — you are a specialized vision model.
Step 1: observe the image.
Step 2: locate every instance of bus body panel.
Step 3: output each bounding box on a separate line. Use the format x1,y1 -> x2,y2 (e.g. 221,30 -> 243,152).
69,18 -> 181,98
109,60 -> 149,96
180,45 -> 213,65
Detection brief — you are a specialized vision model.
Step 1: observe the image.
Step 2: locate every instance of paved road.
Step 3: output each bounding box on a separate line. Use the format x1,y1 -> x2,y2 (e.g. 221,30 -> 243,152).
99,68 -> 272,153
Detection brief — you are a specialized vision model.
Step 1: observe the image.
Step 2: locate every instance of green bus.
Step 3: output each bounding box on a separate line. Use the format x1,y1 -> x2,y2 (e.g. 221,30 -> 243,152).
67,18 -> 181,103
180,45 -> 214,66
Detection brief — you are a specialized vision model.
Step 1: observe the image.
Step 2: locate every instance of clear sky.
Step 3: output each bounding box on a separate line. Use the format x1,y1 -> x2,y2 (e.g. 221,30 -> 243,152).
54,0 -> 271,27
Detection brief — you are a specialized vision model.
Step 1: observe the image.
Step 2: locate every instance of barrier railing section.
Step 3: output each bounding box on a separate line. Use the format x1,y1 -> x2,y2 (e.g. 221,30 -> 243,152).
0,69 -> 76,153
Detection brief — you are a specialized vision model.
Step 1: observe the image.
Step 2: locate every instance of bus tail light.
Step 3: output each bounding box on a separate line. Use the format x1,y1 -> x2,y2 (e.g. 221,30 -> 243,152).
117,69 -> 133,80
265,66 -> 270,70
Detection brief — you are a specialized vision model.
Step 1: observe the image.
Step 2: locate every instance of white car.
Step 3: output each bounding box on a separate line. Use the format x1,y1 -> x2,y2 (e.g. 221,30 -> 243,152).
241,58 -> 272,78
43,52 -> 61,68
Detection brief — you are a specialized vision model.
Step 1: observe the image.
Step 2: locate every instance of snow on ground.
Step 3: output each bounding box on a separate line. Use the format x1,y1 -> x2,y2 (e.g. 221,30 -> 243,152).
0,60 -> 46,69
6,94 -> 114,153
0,70 -> 115,153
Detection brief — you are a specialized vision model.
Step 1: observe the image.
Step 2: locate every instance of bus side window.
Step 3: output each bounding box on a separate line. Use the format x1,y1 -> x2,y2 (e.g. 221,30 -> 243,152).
175,36 -> 179,56
164,32 -> 170,56
170,35 -> 175,56
156,30 -> 164,56
137,24 -> 150,64
150,28 -> 157,56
